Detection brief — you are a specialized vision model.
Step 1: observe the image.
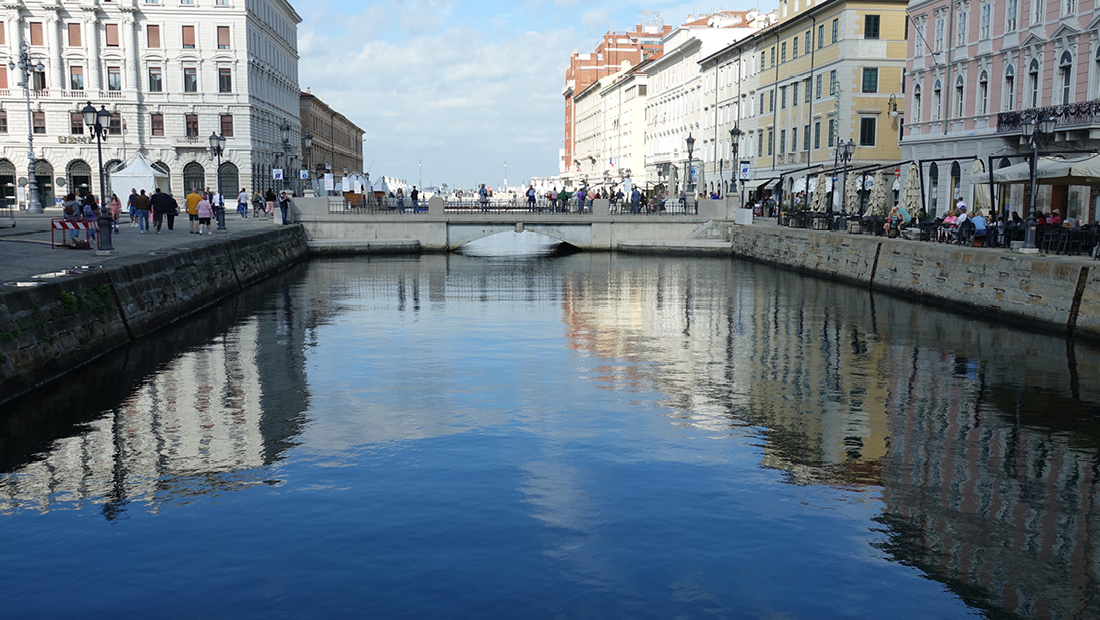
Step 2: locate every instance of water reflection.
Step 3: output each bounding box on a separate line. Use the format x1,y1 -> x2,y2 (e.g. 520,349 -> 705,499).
2,254 -> 1099,617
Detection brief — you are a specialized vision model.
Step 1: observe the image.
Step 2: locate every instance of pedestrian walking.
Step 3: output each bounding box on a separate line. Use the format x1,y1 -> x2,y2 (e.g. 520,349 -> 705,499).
151,188 -> 171,233
237,188 -> 249,218
134,189 -> 152,233
108,193 -> 121,233
251,190 -> 264,218
196,194 -> 213,234
186,188 -> 202,233
264,189 -> 276,218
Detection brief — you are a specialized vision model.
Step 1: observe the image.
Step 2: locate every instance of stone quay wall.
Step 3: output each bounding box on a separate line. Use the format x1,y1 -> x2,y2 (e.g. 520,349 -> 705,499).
729,226 -> 1100,341
0,226 -> 308,406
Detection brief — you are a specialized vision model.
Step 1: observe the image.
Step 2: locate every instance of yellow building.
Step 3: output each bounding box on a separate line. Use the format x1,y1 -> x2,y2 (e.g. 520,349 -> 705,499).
701,0 -> 909,209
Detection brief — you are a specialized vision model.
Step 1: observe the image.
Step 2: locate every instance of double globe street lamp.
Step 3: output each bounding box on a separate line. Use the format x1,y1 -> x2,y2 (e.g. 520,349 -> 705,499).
209,131 -> 227,231
11,42 -> 45,213
303,130 -> 313,195
730,126 -> 742,200
81,102 -> 114,253
836,138 -> 856,216
685,133 -> 695,200
1022,114 -> 1057,251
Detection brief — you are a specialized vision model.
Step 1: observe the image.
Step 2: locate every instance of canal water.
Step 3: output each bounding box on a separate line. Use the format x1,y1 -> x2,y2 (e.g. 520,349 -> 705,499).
2,253 -> 1099,618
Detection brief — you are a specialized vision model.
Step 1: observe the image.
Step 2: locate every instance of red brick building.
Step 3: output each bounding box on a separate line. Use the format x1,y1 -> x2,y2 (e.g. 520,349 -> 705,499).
562,25 -> 671,171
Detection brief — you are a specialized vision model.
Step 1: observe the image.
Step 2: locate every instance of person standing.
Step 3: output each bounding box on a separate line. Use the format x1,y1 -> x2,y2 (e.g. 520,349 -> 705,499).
165,192 -> 179,230
278,191 -> 291,224
108,193 -> 122,234
251,190 -> 264,218
410,186 -> 419,211
237,188 -> 249,218
396,187 -> 405,213
631,187 -> 642,213
264,188 -> 276,218
127,188 -> 138,227
134,189 -> 152,233
526,185 -> 536,211
478,183 -> 489,211
186,187 -> 202,233
196,193 -> 213,234
210,187 -> 225,231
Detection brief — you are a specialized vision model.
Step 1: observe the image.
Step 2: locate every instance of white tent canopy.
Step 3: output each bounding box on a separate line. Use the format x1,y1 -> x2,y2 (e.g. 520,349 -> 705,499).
110,154 -> 169,199
343,172 -> 370,194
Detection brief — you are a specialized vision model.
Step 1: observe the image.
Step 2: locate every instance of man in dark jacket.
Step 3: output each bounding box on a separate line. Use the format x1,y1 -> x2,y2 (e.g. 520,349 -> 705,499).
151,187 -> 174,233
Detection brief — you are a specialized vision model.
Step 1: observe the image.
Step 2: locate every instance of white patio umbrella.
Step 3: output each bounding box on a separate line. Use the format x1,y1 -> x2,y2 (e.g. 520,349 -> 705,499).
900,163 -> 921,219
810,173 -> 829,213
865,170 -> 887,217
845,172 -> 859,215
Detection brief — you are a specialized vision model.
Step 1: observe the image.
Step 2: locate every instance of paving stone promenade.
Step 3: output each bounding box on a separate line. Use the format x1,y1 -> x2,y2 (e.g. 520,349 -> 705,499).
0,208 -> 284,283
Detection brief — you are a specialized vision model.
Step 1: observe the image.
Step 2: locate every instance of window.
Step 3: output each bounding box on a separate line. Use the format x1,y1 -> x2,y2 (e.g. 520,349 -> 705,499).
1007,0 -> 1018,31
1034,0 -> 1044,24
148,67 -> 163,92
978,71 -> 989,114
32,70 -> 46,91
832,19 -> 838,43
0,22 -> 4,45
147,24 -> 161,48
828,118 -> 835,147
955,75 -> 965,117
803,124 -> 811,151
769,89 -> 774,112
818,24 -> 824,48
0,111 -> 7,133
792,38 -> 798,59
71,112 -> 84,135
793,127 -> 799,152
934,79 -> 942,119
1029,58 -> 1039,108
859,118 -> 875,146
770,47 -> 775,67
760,51 -> 766,69
914,85 -> 922,121
814,120 -> 821,149
70,66 -> 84,90
865,15 -> 880,39
757,130 -> 764,156
0,67 -> 6,89
980,3 -> 991,39
829,70 -> 836,96
1064,0 -> 1076,16
781,42 -> 787,63
862,68 -> 878,93
107,66 -> 122,91
184,67 -> 198,92
29,22 -> 43,46
68,23 -> 81,47
805,31 -> 811,54
804,78 -> 811,103
759,93 -> 765,115
767,128 -> 774,155
1060,51 -> 1073,105
151,113 -> 164,136
32,111 -> 45,134
781,85 -> 787,108
1005,65 -> 1016,110
218,68 -> 232,93
105,24 -> 119,47
792,82 -> 799,105
182,25 -> 196,49
217,0 -> 230,4
779,129 -> 786,154
185,114 -> 199,137
217,26 -> 230,49
956,8 -> 968,46
935,17 -> 945,51
221,114 -> 234,137
816,74 -> 822,99
108,113 -> 121,136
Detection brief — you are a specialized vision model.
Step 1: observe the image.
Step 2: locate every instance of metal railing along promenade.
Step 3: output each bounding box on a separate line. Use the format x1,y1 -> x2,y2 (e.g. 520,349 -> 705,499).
331,196 -> 700,216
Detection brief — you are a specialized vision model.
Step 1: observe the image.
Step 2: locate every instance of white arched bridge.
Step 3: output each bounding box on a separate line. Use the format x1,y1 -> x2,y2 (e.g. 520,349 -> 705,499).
295,196 -> 737,252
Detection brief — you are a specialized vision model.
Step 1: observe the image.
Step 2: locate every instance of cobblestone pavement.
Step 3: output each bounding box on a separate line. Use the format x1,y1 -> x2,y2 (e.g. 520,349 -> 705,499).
0,206 -> 286,283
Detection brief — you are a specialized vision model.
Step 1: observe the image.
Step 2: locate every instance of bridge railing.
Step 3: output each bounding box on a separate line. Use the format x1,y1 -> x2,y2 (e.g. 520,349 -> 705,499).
327,196 -> 700,216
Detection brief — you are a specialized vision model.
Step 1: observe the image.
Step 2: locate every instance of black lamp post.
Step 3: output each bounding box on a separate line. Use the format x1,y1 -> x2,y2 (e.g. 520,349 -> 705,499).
209,131 -> 227,231
1022,114 -> 1057,251
837,138 -> 855,215
685,133 -> 695,199
730,126 -> 742,201
303,130 -> 313,195
279,122 -> 291,192
82,101 -> 114,253
11,43 -> 45,213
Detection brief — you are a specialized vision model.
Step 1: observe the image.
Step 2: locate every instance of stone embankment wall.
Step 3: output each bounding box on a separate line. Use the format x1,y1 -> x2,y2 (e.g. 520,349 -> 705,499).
0,227 -> 307,406
730,226 -> 1100,340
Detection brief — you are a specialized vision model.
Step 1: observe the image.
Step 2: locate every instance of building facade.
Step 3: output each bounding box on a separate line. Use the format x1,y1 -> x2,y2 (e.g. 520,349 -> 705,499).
300,89 -> 363,186
903,0 -> 1100,221
562,24 -> 671,174
0,0 -> 302,207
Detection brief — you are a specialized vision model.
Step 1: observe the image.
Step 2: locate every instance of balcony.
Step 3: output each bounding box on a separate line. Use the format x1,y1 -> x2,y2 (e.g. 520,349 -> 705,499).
175,136 -> 206,146
997,99 -> 1100,133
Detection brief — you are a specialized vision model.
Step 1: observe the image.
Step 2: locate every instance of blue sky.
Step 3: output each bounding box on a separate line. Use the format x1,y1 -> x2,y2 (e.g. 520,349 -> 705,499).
297,1 -> 776,191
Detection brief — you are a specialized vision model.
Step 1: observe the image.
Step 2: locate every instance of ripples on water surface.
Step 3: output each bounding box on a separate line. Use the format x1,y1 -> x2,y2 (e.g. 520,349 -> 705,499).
2,253 -> 1100,618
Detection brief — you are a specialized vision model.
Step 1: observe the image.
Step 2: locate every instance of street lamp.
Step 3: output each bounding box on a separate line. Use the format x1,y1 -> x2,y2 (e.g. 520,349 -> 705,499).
1022,113 -> 1057,251
730,126 -> 742,201
10,42 -> 45,213
279,122 -> 291,192
837,138 -> 855,215
81,101 -> 114,253
303,130 -> 313,195
685,133 -> 695,199
209,131 -> 227,231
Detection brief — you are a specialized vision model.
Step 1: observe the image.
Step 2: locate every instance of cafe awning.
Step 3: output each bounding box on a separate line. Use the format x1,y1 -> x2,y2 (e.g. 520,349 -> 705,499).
977,155 -> 1100,185
743,177 -> 778,191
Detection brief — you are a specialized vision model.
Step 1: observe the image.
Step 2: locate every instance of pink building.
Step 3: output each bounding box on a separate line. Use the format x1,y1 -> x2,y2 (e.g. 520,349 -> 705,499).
903,0 -> 1100,220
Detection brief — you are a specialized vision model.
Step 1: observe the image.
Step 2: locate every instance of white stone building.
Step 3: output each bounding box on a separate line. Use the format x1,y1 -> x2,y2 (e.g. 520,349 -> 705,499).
0,0 -> 301,209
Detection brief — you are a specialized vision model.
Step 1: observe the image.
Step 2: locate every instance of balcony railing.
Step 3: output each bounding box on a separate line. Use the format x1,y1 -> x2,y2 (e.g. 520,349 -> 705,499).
997,99 -> 1100,133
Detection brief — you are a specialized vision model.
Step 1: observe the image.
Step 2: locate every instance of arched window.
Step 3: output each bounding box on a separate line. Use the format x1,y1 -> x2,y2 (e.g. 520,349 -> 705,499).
955,75 -> 965,117
1095,46 -> 1100,98
913,84 -> 923,122
1005,64 -> 1016,111
218,163 -> 239,197
66,160 -> 92,197
1029,58 -> 1040,108
950,161 -> 962,204
1059,51 -> 1073,105
929,162 -> 940,214
934,79 -> 943,119
978,71 -> 989,114
152,161 -> 171,193
0,159 -> 15,204
34,160 -> 54,206
183,162 -> 205,194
